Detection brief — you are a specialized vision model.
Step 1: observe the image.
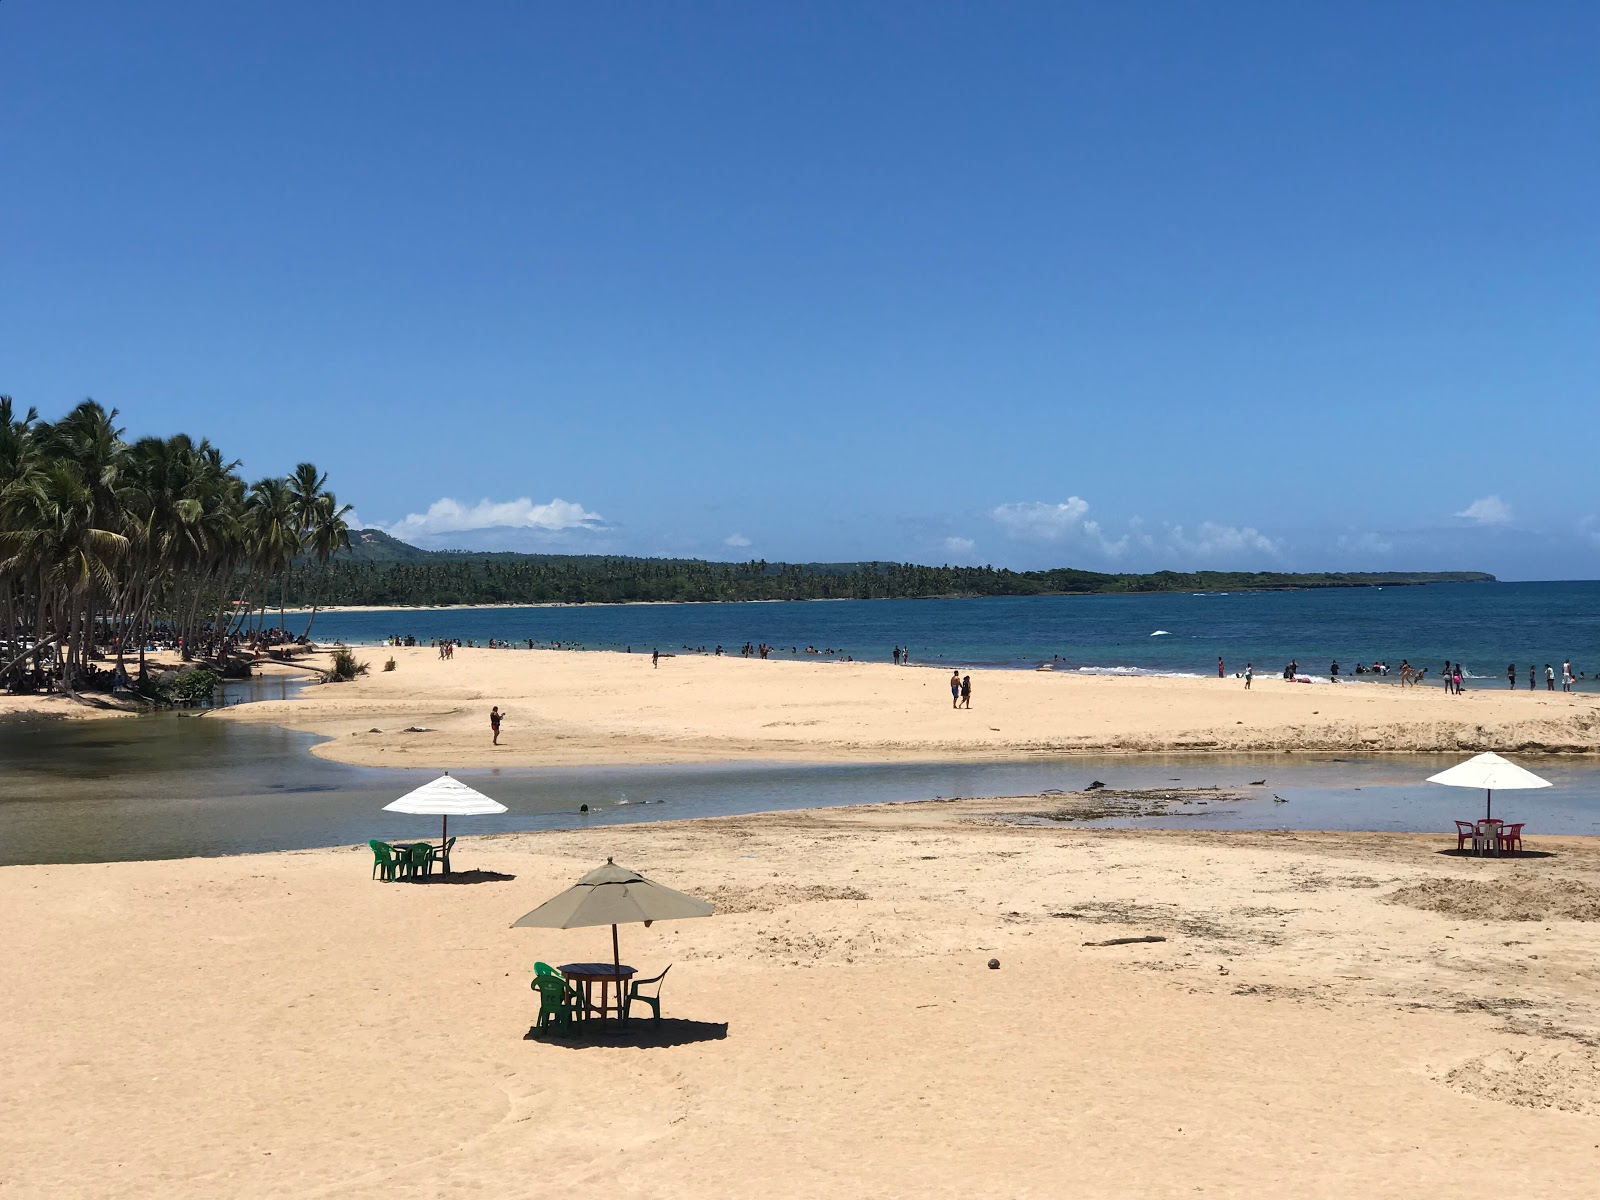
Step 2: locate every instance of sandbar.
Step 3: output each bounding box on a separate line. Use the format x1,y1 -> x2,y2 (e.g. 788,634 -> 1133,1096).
212,646 -> 1600,767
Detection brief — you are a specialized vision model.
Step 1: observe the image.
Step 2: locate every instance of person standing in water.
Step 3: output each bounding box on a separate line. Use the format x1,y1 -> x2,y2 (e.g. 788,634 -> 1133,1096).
1218,657 -> 1225,678
1563,660 -> 1574,692
1508,663 -> 1517,689
950,670 -> 961,708
1547,663 -> 1556,691
1530,664 -> 1537,691
489,705 -> 503,745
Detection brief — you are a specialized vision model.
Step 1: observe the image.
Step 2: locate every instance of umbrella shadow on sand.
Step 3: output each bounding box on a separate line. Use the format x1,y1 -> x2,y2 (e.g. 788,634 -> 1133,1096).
420,869 -> 518,884
523,1018 -> 729,1049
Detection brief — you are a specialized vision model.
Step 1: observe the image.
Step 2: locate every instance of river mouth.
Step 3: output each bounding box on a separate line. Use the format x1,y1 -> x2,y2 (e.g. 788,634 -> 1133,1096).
4,706 -> 1600,866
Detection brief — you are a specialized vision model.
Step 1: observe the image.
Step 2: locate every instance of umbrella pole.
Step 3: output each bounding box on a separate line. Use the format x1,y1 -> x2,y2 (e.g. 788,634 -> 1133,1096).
1486,789 -> 1492,822
613,923 -> 622,1023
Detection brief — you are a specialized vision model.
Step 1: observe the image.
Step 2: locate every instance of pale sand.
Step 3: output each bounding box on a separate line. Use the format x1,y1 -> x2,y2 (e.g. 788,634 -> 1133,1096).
6,795 -> 1600,1198
212,646 -> 1600,767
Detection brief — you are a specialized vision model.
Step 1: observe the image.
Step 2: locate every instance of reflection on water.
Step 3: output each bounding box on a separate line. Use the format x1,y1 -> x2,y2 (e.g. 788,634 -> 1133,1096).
2,712 -> 1598,866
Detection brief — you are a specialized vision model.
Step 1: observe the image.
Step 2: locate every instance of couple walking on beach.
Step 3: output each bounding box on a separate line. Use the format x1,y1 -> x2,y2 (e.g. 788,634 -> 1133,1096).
949,670 -> 972,709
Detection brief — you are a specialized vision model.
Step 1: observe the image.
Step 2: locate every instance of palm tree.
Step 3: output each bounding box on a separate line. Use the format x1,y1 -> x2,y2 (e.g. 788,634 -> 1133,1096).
244,477 -> 302,637
0,397 -> 347,699
300,492 -> 353,641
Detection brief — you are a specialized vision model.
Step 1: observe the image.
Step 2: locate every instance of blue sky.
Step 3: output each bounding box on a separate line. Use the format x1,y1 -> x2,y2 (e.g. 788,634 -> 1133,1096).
3,2 -> 1596,578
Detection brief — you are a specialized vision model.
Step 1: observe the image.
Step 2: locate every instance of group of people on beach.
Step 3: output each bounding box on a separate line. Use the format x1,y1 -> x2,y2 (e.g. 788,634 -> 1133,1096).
1508,661 -> 1580,691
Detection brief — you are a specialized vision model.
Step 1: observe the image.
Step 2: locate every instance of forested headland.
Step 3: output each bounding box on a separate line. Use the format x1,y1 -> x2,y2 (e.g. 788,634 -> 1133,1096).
281,529 -> 1493,607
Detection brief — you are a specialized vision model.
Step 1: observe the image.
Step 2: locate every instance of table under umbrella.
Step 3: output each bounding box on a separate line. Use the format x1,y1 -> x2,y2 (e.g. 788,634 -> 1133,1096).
1426,751 -> 1550,821
511,857 -> 713,1017
382,772 -> 507,872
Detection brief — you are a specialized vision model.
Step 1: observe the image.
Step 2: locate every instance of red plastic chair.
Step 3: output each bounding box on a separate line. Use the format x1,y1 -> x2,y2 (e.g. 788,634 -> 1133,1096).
1454,821 -> 1477,851
1498,823 -> 1524,855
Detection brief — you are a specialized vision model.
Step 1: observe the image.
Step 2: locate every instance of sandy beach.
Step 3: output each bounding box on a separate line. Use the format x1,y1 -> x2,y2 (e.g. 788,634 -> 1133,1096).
6,791 -> 1600,1198
211,646 -> 1600,768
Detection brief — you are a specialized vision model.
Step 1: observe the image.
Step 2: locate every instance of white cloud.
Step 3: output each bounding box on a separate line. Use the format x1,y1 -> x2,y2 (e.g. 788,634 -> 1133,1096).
990,499 -> 1128,556
378,496 -> 604,541
1455,495 -> 1513,527
943,536 -> 976,557
724,533 -> 752,548
991,499 -> 1090,539
1165,522 -> 1281,560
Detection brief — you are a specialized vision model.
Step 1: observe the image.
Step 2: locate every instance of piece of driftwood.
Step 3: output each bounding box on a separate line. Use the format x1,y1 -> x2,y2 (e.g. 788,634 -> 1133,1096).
1083,935 -> 1167,947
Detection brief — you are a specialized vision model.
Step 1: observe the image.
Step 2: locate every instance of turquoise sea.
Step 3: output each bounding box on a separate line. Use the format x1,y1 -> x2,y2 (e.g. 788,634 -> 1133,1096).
305,580 -> 1599,689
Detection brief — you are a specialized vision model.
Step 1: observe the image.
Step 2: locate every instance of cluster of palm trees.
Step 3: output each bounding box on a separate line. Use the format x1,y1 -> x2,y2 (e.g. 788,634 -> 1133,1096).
0,398 -> 352,695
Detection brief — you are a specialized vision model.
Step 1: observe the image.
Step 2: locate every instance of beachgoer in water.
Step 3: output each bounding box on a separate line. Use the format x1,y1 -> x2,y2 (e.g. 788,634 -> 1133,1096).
1546,663 -> 1556,691
1563,660 -> 1573,693
1330,660 -> 1339,682
1244,663 -> 1253,690
1453,663 -> 1464,694
1218,657 -> 1224,679
1508,663 -> 1517,689
950,671 -> 961,708
490,705 -> 503,745
1530,664 -> 1536,690
960,674 -> 972,709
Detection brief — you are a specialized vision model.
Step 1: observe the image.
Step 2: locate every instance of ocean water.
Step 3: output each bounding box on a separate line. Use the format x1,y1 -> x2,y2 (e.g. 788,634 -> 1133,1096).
303,580 -> 1600,689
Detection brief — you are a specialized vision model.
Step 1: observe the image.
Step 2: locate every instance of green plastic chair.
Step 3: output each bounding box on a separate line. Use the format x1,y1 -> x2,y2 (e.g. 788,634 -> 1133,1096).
368,840 -> 398,882
531,974 -> 579,1035
624,965 -> 671,1023
534,961 -> 560,977
405,842 -> 433,882
429,836 -> 457,875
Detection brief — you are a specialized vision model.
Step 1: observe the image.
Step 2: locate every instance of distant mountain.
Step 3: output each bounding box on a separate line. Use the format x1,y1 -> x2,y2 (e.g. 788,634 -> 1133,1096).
342,528 -> 437,563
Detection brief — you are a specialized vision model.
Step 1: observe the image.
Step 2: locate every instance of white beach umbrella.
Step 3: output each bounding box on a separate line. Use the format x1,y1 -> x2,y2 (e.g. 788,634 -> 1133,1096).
383,771 -> 508,845
1426,752 -> 1550,821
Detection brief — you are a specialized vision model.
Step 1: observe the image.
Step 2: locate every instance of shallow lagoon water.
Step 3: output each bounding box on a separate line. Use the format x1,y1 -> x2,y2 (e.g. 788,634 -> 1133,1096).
3,705 -> 1599,865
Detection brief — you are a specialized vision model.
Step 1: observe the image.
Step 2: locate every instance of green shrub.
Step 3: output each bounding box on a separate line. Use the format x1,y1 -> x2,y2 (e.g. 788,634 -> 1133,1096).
327,647 -> 370,682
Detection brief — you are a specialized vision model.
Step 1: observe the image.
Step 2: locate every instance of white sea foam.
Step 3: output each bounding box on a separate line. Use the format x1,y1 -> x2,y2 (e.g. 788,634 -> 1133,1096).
1074,665 -> 1206,679
1150,630 -> 1171,637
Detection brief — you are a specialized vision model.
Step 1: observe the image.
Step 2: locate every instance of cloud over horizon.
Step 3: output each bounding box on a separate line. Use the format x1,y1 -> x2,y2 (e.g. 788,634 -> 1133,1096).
376,496 -> 606,543
1455,495 -> 1513,527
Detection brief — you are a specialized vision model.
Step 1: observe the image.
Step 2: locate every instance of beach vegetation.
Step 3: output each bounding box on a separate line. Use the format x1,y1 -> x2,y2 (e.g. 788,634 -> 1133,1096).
327,647 -> 369,682
0,397 -> 351,699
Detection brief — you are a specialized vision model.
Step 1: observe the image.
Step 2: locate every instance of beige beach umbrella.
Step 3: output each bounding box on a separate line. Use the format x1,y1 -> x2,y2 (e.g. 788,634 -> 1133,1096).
511,857 -> 713,985
383,771 -> 508,846
1426,751 -> 1550,821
